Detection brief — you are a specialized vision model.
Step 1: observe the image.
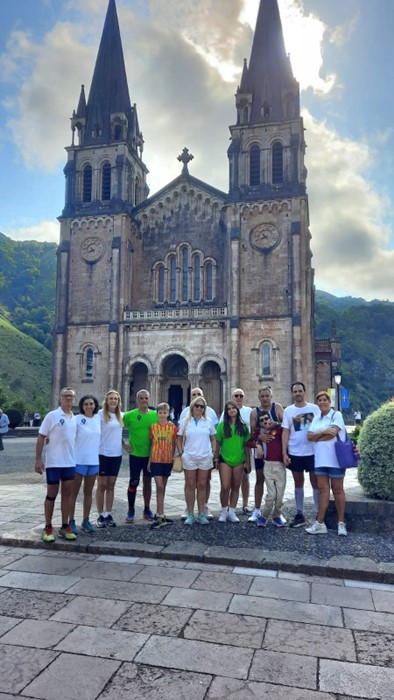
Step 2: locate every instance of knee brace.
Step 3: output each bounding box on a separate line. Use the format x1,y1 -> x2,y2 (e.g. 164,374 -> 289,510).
128,483 -> 138,493
45,495 -> 56,502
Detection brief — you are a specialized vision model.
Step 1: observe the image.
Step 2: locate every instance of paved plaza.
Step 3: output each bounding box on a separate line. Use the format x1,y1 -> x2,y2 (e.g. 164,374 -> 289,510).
0,437 -> 394,698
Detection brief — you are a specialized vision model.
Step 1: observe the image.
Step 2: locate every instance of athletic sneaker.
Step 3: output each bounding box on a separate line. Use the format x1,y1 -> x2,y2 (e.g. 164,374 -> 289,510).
289,513 -> 306,528
257,516 -> 267,527
69,519 -> 79,536
242,506 -> 252,515
58,525 -> 76,540
218,508 -> 228,523
204,505 -> 214,520
305,520 -> 327,535
81,518 -> 95,533
248,508 -> 261,523
338,521 -> 348,536
227,510 -> 240,523
105,514 -> 116,527
273,515 -> 287,528
42,526 -> 55,543
124,511 -> 135,524
143,507 -> 155,522
197,512 -> 210,525
150,516 -> 170,530
184,513 -> 195,526
181,508 -> 188,520
96,515 -> 107,528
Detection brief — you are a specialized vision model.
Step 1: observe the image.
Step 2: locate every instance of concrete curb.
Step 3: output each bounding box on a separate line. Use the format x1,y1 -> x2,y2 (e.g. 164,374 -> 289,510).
1,533 -> 393,583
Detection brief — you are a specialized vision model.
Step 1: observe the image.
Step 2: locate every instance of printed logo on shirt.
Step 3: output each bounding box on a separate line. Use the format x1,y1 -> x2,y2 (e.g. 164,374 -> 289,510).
59,419 -> 65,426
292,413 -> 314,431
81,418 -> 86,424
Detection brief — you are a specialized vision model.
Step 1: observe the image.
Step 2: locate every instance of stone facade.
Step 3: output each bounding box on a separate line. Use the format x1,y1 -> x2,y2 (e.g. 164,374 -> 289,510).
52,0 -> 318,414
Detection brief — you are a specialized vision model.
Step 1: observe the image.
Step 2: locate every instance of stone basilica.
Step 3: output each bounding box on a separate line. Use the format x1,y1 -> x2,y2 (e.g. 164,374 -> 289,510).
53,0 -> 323,415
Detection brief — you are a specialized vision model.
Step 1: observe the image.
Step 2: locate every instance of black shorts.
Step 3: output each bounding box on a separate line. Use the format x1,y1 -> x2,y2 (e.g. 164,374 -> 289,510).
99,455 -> 122,477
150,462 -> 173,478
255,458 -> 265,471
129,455 -> 151,483
287,454 -> 315,472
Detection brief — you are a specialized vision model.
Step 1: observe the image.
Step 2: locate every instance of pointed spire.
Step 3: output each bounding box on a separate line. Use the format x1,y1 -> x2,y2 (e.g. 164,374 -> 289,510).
246,0 -> 299,123
239,58 -> 250,92
84,0 -> 132,145
76,85 -> 86,118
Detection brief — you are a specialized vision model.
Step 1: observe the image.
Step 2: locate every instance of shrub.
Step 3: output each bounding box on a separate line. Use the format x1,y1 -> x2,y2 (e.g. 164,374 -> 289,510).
349,425 -> 361,445
6,407 -> 23,429
358,400 -> 394,500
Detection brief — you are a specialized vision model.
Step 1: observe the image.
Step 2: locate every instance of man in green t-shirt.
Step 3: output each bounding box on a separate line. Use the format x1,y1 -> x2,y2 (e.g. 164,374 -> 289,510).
122,390 -> 158,523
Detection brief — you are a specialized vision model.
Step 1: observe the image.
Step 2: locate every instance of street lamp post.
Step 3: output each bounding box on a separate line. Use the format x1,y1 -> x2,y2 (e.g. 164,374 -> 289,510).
334,369 -> 342,412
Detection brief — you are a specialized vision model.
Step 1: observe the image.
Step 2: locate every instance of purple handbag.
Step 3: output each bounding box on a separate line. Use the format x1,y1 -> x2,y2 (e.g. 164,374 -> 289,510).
335,432 -> 360,468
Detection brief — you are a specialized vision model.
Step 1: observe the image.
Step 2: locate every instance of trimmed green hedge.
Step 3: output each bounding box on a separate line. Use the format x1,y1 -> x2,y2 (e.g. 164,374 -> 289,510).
358,401 -> 394,500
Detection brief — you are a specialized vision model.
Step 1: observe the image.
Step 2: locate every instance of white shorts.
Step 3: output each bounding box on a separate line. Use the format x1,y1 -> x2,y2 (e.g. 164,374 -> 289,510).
182,453 -> 213,471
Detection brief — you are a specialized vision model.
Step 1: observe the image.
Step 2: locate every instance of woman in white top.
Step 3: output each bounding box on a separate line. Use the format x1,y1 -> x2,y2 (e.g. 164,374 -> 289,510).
96,390 -> 124,528
68,395 -> 100,535
177,397 -> 216,526
306,390 -> 348,536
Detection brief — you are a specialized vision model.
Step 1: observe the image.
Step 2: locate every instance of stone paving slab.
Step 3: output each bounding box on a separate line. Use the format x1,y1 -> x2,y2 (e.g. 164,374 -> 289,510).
320,658 -> 394,699
0,553 -> 26,568
135,556 -> 187,568
371,589 -> 394,613
67,560 -> 144,582
97,663 -> 212,700
162,586 -> 232,612
0,589 -> 71,620
134,634 -> 253,679
88,540 -> 163,557
161,541 -> 207,561
191,570 -> 253,594
55,624 -> 149,661
50,595 -> 130,627
0,619 -> 74,648
3,554 -> 86,576
343,607 -> 394,634
114,602 -> 193,636
0,644 -> 58,694
0,614 -> 22,636
0,570 -> 81,593
249,649 -> 318,689
204,546 -> 264,567
248,576 -> 310,602
230,594 -> 343,627
354,630 -> 394,668
66,576 -> 170,604
184,609 -> 266,648
21,652 -> 121,700
130,563 -> 199,588
263,618 -> 357,661
206,677 -> 334,699
311,582 -> 374,610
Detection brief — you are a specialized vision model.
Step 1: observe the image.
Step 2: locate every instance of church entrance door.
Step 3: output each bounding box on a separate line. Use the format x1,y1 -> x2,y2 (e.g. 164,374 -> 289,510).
128,362 -> 149,409
200,361 -> 222,416
161,355 -> 189,419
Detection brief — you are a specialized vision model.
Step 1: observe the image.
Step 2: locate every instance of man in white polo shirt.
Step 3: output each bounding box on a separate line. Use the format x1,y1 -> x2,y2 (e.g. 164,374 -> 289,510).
35,388 -> 77,543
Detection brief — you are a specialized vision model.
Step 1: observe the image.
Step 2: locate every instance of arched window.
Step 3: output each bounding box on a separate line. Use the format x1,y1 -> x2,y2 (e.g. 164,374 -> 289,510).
182,247 -> 188,302
114,124 -> 122,140
169,256 -> 176,303
262,342 -> 271,376
158,265 -> 165,303
243,107 -> 248,124
193,254 -> 201,301
272,142 -> 283,184
206,262 -> 213,301
86,348 -> 94,378
249,144 -> 260,186
82,165 -> 92,203
101,162 -> 111,201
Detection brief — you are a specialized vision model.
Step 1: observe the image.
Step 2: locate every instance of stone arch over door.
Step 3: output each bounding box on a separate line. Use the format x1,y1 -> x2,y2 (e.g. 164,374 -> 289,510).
128,362 -> 150,410
160,354 -> 189,421
200,361 -> 222,416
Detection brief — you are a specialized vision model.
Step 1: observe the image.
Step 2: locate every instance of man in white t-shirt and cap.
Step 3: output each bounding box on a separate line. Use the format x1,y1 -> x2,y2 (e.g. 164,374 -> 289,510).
281,381 -> 320,527
179,387 -> 218,518
35,388 -> 78,543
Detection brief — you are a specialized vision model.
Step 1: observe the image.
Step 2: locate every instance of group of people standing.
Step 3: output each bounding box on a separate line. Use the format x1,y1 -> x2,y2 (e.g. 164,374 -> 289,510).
34,380 -> 349,543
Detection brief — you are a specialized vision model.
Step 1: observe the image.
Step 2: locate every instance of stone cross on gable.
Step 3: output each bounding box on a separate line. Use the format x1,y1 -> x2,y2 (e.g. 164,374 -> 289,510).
177,147 -> 194,174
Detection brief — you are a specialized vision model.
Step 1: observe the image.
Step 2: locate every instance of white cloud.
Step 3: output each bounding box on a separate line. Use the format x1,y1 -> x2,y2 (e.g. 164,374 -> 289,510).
4,220 -> 59,243
305,111 -> 394,300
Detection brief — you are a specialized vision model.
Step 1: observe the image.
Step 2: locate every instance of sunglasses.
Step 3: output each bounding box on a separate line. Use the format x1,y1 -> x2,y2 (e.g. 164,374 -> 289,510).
194,404 -> 205,409
233,394 -> 244,398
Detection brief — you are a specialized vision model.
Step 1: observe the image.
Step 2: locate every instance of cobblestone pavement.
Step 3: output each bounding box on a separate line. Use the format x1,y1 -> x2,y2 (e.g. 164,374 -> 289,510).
0,545 -> 393,699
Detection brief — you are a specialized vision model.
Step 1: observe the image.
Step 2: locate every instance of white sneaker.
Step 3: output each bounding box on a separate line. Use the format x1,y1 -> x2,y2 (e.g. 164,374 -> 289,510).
181,509 -> 188,520
305,520 -> 327,535
204,504 -> 214,520
227,509 -> 240,523
248,508 -> 261,523
338,521 -> 348,536
218,508 -> 228,523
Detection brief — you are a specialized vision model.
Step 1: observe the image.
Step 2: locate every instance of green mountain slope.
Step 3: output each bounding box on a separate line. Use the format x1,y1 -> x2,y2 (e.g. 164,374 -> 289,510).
0,316 -> 51,414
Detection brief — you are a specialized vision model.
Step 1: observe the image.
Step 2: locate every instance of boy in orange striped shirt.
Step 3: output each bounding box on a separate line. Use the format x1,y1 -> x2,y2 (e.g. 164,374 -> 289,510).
148,402 -> 177,529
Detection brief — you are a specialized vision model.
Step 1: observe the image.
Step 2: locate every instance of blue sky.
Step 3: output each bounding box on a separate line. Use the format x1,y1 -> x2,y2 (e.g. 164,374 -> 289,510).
0,0 -> 393,300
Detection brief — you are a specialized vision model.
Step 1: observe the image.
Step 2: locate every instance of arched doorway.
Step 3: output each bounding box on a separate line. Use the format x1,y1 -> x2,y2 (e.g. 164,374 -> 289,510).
200,361 -> 222,416
128,362 -> 149,409
161,354 -> 189,421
